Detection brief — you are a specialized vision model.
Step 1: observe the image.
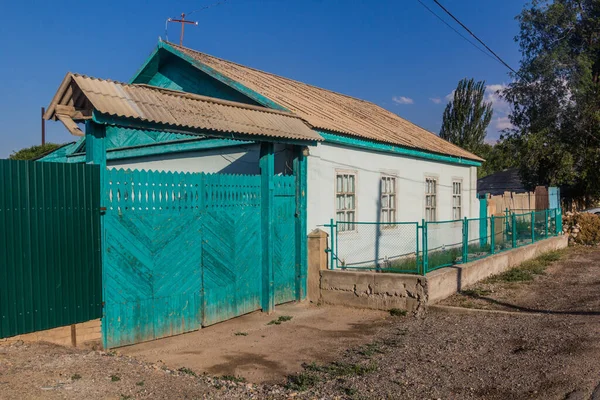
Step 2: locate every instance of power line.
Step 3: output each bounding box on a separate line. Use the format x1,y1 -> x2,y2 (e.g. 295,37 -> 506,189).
415,0 -> 499,65
430,0 -> 519,76
187,0 -> 229,16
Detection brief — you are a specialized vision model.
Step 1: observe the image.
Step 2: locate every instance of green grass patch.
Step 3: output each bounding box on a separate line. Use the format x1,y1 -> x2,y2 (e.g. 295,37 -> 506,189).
178,367 -> 197,377
357,343 -> 385,357
389,308 -> 407,317
285,372 -> 321,391
428,247 -> 462,269
485,250 -> 566,284
267,315 -> 293,325
71,374 -> 82,381
136,381 -> 144,386
110,375 -> 120,382
234,331 -> 248,336
221,375 -> 246,383
304,361 -> 377,377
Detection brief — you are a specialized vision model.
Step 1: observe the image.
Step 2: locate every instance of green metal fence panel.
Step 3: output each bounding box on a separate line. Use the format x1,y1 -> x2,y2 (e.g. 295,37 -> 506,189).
0,160 -> 102,339
466,218 -> 492,262
334,221 -> 420,274
425,219 -> 464,271
326,208 -> 561,277
513,212 -> 533,246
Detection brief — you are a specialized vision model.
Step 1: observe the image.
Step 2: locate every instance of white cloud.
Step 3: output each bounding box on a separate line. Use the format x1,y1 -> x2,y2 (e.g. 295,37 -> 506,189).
392,96 -> 414,105
494,116 -> 513,130
429,97 -> 442,104
484,84 -> 511,115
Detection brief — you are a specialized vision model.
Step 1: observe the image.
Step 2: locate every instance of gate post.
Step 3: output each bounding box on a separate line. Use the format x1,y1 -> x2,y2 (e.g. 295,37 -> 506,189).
294,146 -> 308,301
260,142 -> 275,314
85,121 -> 107,349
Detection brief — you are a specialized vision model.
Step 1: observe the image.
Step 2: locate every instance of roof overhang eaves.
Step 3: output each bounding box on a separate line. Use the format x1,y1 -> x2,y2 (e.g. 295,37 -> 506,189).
92,111 -> 321,146
318,130 -> 483,167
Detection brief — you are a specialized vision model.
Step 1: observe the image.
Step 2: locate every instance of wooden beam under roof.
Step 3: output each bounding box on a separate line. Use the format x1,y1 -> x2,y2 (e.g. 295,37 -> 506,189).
55,104 -> 92,120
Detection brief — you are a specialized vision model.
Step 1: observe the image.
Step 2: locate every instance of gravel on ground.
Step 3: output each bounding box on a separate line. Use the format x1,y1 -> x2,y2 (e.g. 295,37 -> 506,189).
1,245 -> 599,399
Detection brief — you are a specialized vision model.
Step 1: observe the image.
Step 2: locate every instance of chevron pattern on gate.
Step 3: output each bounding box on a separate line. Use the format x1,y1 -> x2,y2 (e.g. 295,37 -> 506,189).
102,169 -> 298,348
104,211 -> 202,348
202,207 -> 262,326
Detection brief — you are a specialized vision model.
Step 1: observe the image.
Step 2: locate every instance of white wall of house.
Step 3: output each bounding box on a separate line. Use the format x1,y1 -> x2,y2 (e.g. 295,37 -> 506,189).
306,142 -> 479,268
108,144 -> 261,174
107,143 -> 294,176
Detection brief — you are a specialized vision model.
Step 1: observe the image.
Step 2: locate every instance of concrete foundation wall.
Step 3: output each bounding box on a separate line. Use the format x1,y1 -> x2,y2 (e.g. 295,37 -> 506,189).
427,235 -> 568,303
317,236 -> 568,311
0,319 -> 101,348
320,270 -> 427,313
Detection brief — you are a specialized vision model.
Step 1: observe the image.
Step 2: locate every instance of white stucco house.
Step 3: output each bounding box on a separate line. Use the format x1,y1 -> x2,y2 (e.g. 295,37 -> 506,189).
42,41 -> 483,268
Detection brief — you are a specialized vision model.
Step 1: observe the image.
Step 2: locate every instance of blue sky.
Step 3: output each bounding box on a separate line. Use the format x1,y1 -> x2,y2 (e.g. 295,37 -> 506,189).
0,0 -> 524,158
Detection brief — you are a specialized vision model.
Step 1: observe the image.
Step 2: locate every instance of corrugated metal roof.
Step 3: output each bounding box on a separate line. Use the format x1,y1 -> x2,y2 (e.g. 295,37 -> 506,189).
167,42 -> 483,162
45,73 -> 322,143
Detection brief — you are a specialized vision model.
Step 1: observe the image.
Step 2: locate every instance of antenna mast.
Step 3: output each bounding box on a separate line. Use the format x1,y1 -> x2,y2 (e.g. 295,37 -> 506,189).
166,13 -> 198,45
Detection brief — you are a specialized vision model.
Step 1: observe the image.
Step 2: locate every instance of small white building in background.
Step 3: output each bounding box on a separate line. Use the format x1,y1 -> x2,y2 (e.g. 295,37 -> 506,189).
42,41 -> 482,266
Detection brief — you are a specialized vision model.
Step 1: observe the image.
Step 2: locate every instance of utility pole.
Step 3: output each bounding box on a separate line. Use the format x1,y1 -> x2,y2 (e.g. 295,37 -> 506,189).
167,13 -> 198,46
41,106 -> 46,145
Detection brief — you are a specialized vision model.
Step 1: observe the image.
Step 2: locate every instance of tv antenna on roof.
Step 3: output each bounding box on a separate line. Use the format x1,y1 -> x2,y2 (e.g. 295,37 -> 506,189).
165,1 -> 228,46
166,13 -> 198,46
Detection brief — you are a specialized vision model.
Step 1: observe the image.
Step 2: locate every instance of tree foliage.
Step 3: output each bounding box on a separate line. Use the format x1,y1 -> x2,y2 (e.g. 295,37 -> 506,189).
503,0 -> 600,200
476,139 -> 519,178
440,78 -> 494,153
8,143 -> 62,161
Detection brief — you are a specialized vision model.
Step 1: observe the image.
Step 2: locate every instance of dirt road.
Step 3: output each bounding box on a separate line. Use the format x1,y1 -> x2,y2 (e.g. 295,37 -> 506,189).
1,245 -> 599,399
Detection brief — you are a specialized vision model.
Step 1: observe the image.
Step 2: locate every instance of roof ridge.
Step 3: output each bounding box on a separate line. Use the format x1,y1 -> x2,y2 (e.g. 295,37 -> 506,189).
165,41 -> 375,105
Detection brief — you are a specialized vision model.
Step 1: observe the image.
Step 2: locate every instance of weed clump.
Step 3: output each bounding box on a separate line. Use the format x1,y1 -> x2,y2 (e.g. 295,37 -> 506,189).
178,367 -> 197,377
267,315 -> 293,325
389,308 -> 407,317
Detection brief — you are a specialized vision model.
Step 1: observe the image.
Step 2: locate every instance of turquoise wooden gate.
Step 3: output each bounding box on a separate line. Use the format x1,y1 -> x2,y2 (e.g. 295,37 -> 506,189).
103,168 -> 298,348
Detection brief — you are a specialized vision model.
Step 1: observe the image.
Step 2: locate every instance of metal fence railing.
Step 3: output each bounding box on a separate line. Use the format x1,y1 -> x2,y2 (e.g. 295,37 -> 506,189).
324,208 -> 562,276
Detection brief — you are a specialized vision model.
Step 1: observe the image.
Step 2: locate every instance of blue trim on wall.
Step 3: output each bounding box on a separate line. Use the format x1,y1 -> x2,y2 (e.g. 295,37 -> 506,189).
66,137 -> 255,163
317,130 -> 483,167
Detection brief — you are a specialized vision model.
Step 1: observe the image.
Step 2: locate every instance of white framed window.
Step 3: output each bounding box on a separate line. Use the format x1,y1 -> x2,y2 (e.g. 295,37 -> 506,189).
452,180 -> 462,220
336,172 -> 356,231
381,176 -> 397,227
425,177 -> 437,222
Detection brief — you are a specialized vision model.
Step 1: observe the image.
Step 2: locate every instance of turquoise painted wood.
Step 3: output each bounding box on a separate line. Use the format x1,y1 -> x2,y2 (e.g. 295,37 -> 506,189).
479,196 -> 488,246
259,143 -> 275,313
143,53 -> 261,106
103,168 -> 278,348
273,175 -> 297,304
131,43 -> 287,111
202,173 -> 263,326
318,131 -> 483,167
103,169 -> 203,347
